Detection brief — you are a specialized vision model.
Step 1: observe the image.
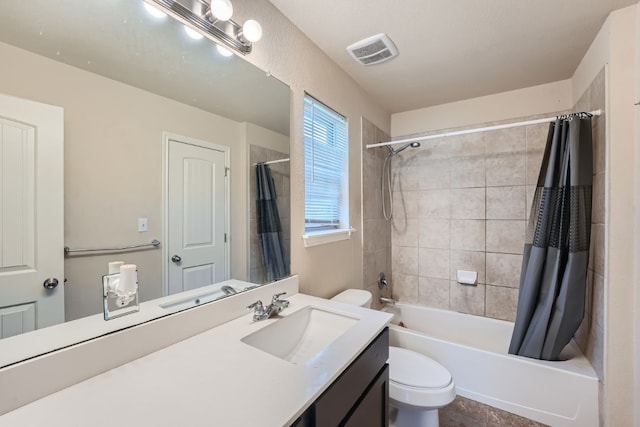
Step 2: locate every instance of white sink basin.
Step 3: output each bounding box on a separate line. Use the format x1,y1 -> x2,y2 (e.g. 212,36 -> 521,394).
241,306 -> 359,365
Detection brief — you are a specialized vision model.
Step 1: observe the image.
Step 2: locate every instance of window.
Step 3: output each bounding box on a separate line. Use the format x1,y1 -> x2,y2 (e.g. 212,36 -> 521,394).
303,94 -> 351,245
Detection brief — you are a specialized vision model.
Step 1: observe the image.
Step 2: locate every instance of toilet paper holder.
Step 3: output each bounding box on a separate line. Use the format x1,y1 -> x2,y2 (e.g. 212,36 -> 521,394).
456,270 -> 478,286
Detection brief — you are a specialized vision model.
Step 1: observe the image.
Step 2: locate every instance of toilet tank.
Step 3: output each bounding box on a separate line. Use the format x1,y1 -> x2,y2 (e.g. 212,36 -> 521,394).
331,289 -> 372,308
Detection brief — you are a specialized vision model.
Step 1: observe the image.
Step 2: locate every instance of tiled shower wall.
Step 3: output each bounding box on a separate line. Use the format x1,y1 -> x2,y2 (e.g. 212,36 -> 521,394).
248,144 -> 290,284
362,118 -> 392,309
386,69 -> 605,379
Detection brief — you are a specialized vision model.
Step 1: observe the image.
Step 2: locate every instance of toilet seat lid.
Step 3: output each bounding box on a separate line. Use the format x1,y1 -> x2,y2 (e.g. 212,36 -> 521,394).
389,346 -> 452,389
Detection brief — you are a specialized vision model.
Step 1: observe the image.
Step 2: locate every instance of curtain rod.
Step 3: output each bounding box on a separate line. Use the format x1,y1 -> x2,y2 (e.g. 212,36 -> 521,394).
366,109 -> 602,149
253,158 -> 290,166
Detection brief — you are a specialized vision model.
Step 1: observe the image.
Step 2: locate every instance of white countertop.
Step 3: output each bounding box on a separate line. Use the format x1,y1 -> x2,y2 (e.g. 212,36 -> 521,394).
0,293 -> 392,426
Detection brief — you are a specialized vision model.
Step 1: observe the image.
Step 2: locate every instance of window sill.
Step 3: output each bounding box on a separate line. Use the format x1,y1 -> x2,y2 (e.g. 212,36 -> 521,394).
302,228 -> 356,248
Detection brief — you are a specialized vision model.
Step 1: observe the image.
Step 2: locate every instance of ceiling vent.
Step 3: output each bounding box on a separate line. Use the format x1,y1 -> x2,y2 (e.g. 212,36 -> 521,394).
346,33 -> 398,66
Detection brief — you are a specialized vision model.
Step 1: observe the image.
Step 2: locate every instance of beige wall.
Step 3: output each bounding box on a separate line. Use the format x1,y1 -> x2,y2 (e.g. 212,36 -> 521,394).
231,0 -> 390,298
0,41 -> 260,320
391,79 -> 573,137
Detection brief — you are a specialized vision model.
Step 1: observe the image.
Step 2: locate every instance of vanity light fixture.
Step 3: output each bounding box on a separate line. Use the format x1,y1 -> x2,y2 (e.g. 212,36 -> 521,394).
184,25 -> 204,40
143,0 -> 262,55
216,44 -> 234,57
143,2 -> 168,19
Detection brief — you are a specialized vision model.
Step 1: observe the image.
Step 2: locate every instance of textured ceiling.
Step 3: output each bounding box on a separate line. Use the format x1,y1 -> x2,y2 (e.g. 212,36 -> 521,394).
0,0 -> 290,135
269,0 -> 637,113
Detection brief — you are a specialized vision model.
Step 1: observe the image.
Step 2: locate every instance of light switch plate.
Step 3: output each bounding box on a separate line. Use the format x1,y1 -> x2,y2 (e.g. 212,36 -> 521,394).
138,217 -> 148,232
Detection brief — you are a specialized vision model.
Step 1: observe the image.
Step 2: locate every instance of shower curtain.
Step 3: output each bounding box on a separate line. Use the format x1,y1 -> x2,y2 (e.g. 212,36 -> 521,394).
508,114 -> 593,361
256,164 -> 289,283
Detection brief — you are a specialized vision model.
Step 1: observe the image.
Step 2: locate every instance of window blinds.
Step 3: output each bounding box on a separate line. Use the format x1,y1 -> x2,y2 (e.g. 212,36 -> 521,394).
303,95 -> 348,231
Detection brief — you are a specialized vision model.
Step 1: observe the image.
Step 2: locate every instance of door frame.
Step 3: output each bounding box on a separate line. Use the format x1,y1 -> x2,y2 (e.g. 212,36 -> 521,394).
161,132 -> 230,296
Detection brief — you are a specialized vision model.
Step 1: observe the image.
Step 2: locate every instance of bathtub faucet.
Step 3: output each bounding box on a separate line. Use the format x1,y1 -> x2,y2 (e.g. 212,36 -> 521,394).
380,296 -> 396,305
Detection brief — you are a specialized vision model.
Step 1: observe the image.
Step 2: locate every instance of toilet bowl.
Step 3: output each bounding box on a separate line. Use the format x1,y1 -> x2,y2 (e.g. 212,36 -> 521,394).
388,346 -> 455,427
331,289 -> 455,427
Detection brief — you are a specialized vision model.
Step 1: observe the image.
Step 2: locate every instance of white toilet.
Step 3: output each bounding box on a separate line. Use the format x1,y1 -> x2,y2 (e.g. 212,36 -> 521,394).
331,289 -> 456,427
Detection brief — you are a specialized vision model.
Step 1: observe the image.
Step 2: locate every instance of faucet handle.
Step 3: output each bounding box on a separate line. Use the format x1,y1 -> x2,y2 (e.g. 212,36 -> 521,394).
247,300 -> 263,311
271,292 -> 287,302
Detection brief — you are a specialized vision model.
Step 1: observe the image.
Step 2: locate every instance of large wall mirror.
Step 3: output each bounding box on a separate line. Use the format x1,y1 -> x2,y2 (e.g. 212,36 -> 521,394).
0,0 -> 290,367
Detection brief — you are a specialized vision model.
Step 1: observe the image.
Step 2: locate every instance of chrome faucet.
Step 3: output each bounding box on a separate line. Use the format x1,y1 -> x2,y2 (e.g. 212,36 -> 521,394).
221,285 -> 237,296
247,292 -> 290,321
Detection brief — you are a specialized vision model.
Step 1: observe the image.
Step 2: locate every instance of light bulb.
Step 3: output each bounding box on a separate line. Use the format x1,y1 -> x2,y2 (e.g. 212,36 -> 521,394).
210,0 -> 233,21
216,45 -> 233,57
143,3 -> 167,19
241,19 -> 262,43
184,25 -> 204,40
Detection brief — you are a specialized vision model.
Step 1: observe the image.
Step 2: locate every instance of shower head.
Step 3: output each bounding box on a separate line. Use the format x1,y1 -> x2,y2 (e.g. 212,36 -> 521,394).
387,141 -> 421,155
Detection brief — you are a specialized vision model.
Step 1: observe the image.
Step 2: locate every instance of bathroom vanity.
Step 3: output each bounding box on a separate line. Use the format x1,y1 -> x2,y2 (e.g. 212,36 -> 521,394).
292,328 -> 389,426
0,283 -> 392,426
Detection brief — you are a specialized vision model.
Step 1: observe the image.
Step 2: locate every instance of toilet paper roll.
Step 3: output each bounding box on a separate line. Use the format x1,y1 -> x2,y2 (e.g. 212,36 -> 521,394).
108,261 -> 124,275
456,269 -> 478,286
118,264 -> 138,295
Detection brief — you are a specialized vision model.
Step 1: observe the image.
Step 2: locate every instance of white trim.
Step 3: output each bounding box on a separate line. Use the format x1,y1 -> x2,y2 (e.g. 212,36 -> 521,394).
368,109 -> 603,149
162,132 -> 231,295
302,228 -> 356,248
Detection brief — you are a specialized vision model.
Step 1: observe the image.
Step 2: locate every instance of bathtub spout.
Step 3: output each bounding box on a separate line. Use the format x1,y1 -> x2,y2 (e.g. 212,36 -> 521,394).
380,296 -> 396,305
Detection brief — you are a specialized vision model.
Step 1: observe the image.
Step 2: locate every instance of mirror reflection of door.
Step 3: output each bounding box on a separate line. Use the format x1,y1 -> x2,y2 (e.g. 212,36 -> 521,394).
165,135 -> 229,295
0,93 -> 64,338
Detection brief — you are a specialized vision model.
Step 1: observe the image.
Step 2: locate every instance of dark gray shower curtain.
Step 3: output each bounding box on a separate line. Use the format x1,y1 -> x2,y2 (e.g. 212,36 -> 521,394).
508,114 -> 593,361
256,164 -> 289,283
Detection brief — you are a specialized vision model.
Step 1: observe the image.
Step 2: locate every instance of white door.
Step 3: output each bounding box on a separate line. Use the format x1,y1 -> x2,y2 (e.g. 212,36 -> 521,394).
166,136 -> 228,295
0,93 -> 64,339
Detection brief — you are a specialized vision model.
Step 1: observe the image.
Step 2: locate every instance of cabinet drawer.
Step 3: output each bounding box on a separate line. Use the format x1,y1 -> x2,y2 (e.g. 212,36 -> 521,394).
313,328 -> 389,427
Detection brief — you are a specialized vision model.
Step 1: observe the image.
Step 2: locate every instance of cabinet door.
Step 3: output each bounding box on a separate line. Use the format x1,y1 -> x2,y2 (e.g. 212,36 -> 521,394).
313,329 -> 389,426
343,364 -> 389,427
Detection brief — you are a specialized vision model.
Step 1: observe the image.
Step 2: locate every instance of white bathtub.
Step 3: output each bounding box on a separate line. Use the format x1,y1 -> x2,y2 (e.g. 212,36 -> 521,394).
383,303 -> 598,427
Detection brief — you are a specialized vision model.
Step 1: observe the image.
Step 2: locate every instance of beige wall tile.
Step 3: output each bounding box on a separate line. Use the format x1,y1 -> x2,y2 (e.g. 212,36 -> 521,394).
392,218 -> 419,247
486,186 -> 525,220
392,163 -> 420,191
419,138 -> 450,159
419,219 -> 450,249
486,252 -> 523,288
450,250 -> 486,284
590,224 -> 605,276
450,219 -> 485,251
392,246 -> 419,276
450,156 -> 486,189
451,188 -> 485,219
364,219 -> 390,253
418,158 -> 450,190
419,248 -> 450,279
418,277 -> 450,309
525,185 -> 536,222
419,189 -> 450,219
392,189 -> 420,219
486,152 -> 526,187
485,285 -> 519,321
593,273 -> 604,329
393,273 -> 419,304
592,172 -> 605,225
450,281 -> 486,315
593,121 -> 606,174
525,123 -> 549,152
486,220 -> 525,254
525,150 -> 544,186
448,133 -> 485,157
485,127 -> 526,154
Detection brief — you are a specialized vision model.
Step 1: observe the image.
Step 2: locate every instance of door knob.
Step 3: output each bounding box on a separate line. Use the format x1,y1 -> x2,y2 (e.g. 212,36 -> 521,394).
43,278 -> 59,289
171,255 -> 182,263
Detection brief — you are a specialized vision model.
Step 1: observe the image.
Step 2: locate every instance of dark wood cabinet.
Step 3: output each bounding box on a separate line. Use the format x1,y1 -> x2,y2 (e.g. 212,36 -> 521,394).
294,328 -> 389,427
